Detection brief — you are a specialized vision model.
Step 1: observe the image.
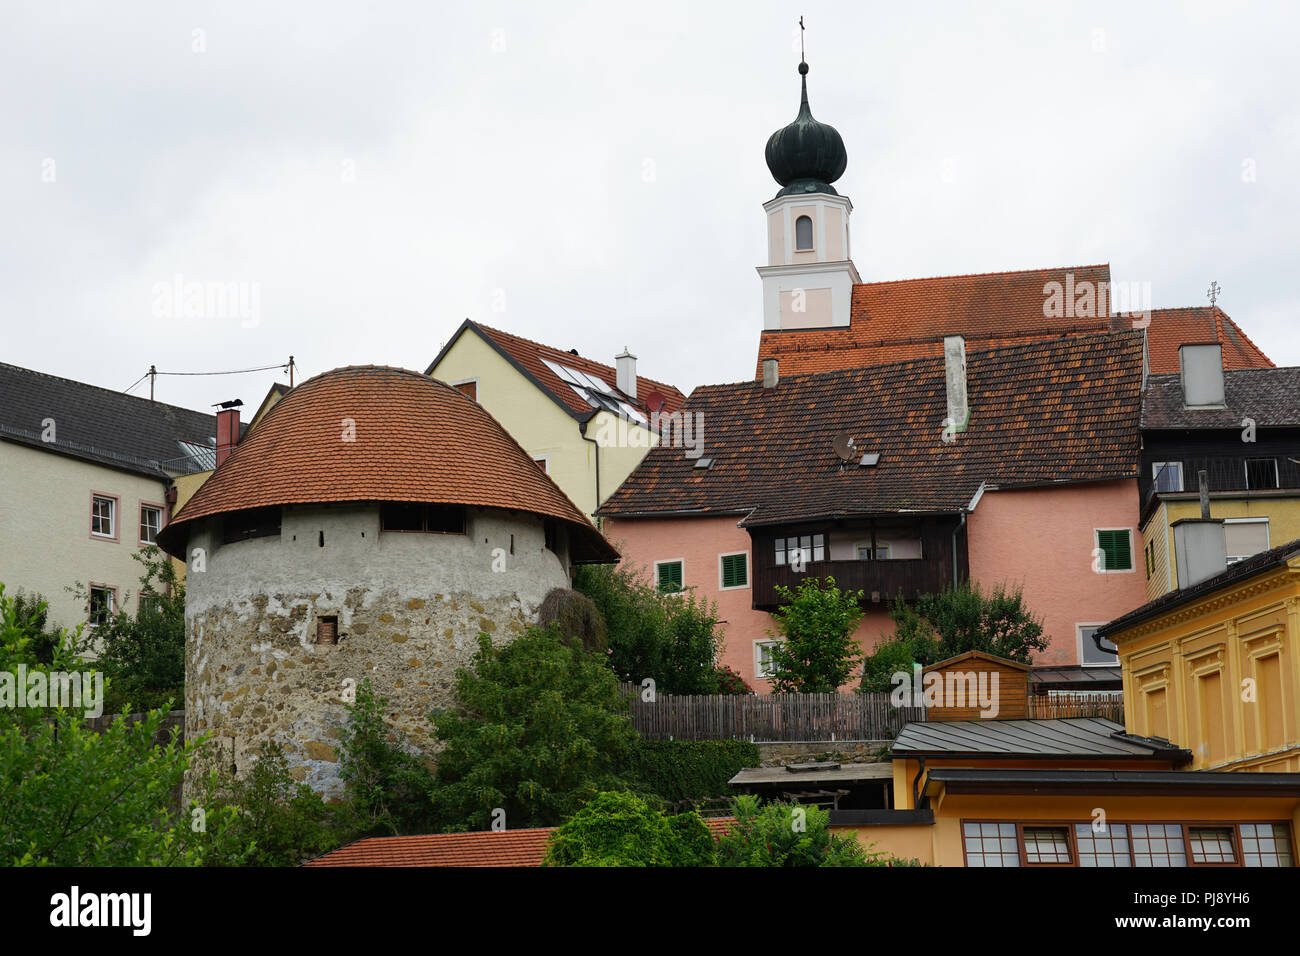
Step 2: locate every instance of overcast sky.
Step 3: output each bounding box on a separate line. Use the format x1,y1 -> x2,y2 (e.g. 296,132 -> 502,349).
3,1 -> 1296,413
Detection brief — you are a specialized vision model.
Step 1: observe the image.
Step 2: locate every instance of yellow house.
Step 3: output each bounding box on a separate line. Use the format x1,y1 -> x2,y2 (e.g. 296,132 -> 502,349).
1096,535 -> 1300,773
425,321 -> 687,520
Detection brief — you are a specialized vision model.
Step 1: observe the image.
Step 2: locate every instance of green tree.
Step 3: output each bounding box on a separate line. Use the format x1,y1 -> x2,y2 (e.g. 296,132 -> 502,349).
429,625 -> 639,831
714,795 -> 877,867
336,677 -> 438,837
766,576 -> 864,693
859,583 -> 1046,692
8,589 -> 60,664
542,790 -> 713,867
0,583 -> 216,866
574,562 -> 723,694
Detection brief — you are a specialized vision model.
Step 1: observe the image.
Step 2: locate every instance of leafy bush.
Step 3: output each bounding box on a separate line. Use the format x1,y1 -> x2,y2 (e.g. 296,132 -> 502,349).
190,741 -> 341,866
0,583 -> 208,866
767,576 -> 865,693
623,740 -> 760,806
543,790 -> 713,867
429,625 -> 639,831
336,677 -> 438,837
714,794 -> 878,867
8,589 -> 60,664
574,562 -> 723,694
860,583 -> 1047,692
713,665 -> 753,695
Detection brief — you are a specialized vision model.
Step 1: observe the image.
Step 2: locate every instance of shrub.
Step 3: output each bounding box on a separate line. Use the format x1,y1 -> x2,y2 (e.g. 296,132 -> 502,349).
430,625 -> 639,831
543,790 -> 713,867
623,740 -> 760,806
714,794 -> 878,867
713,665 -> 753,696
537,587 -> 608,654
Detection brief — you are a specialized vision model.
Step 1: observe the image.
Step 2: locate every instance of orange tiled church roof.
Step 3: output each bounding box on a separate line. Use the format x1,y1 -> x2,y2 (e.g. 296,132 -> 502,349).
157,366 -> 617,563
1143,306 -> 1274,374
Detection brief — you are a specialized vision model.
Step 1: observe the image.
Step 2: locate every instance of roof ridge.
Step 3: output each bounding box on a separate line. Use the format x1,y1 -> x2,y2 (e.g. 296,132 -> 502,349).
0,361 -> 218,420
855,262 -> 1110,288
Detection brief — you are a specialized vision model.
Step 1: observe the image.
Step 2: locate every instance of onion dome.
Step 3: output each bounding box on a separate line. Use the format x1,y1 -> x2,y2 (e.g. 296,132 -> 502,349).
764,60 -> 848,198
157,366 -> 618,563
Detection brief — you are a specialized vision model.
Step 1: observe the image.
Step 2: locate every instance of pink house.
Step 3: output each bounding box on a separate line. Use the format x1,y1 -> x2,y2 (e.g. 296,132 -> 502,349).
598,332 -> 1151,691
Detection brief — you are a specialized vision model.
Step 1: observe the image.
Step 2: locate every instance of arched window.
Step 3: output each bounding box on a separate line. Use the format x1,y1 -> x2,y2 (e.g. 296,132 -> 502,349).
794,215 -> 814,251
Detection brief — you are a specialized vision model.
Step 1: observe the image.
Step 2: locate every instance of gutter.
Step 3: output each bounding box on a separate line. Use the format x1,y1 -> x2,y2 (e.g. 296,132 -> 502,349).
579,418 -> 601,517
951,512 -> 966,588
912,757 -> 928,810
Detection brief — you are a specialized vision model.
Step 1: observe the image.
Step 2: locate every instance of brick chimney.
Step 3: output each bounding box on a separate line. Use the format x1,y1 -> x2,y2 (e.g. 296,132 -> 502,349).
215,400 -> 242,468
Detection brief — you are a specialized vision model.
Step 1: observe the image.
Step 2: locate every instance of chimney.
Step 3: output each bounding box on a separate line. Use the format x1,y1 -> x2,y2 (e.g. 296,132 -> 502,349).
215,400 -> 242,468
1179,343 -> 1225,407
943,336 -> 968,434
762,358 -> 779,388
615,347 -> 637,399
1172,518 -> 1227,589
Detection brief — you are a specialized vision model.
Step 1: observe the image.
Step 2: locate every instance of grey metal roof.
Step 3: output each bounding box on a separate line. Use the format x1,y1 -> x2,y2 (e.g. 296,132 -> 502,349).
928,767 -> 1300,795
0,362 -> 223,478
1026,665 -> 1122,686
892,717 -> 1187,760
729,763 -> 893,787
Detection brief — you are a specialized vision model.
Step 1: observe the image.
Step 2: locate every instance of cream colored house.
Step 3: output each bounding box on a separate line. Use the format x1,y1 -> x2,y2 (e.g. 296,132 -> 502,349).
0,362 -> 226,640
425,321 -> 687,520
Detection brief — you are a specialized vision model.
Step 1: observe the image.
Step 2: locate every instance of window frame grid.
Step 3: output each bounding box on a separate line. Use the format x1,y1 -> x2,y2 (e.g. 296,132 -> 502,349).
138,501 -> 165,546
89,491 -> 120,542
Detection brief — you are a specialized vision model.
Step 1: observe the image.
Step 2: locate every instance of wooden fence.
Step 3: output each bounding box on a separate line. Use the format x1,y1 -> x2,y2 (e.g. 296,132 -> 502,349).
620,685 -> 924,742
1026,693 -> 1125,722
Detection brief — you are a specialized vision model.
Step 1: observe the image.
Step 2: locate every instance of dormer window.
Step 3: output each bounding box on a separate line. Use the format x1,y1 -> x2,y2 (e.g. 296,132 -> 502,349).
794,215 -> 814,251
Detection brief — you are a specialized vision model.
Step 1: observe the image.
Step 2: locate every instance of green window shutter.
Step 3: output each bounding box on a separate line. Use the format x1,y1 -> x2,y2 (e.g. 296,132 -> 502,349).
657,561 -> 683,592
1098,530 -> 1132,571
722,553 -> 748,588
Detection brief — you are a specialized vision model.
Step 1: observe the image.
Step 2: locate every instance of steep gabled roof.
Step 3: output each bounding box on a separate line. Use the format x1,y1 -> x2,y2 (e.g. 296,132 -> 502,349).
755,264 -> 1114,377
600,331 -> 1145,526
157,366 -> 617,563
1142,366 -> 1300,430
0,361 -> 222,479
426,320 -> 687,421
1144,306 -> 1274,375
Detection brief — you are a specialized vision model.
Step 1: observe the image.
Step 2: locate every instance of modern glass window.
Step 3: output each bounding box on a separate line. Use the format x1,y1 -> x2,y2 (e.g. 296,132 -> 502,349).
962,822 -> 1020,867
720,552 -> 748,589
1079,624 -> 1118,666
775,533 -> 825,566
139,504 -> 163,544
656,560 -> 683,593
794,215 -> 814,251
88,586 -> 115,626
1075,823 -> 1132,867
1240,824 -> 1294,867
1244,457 -> 1279,490
1022,826 -> 1072,864
91,495 -> 116,538
1151,461 -> 1183,492
754,640 -> 781,679
1095,529 -> 1133,571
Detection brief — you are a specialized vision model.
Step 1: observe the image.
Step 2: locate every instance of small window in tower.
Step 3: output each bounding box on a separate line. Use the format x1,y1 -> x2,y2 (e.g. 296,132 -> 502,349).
795,215 -> 814,251
316,616 -> 338,646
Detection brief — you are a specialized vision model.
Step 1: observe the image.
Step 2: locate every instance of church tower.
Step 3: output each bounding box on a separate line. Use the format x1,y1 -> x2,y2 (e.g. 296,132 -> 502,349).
758,57 -> 859,331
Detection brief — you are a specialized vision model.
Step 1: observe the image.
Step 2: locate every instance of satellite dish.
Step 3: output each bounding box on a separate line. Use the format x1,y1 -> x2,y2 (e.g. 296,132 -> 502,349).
645,390 -> 667,414
832,433 -> 857,461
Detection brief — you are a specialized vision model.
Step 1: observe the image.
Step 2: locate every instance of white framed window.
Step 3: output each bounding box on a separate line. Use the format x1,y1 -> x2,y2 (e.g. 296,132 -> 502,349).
1224,517 -> 1270,563
654,558 -> 684,593
775,533 -> 825,566
856,542 -> 891,560
139,503 -> 163,545
1078,623 -> 1118,667
794,215 -> 814,251
755,640 -> 782,679
1094,528 -> 1134,573
1152,461 -> 1183,493
90,493 -> 118,540
719,551 -> 749,590
88,585 -> 116,627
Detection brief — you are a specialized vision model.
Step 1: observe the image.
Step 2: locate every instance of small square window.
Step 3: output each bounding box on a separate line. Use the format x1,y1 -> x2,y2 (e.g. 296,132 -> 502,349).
1075,823 -> 1131,867
1130,824 -> 1187,867
140,504 -> 163,544
1095,529 -> 1132,571
1240,824 -> 1294,867
962,822 -> 1020,867
1244,458 -> 1279,490
720,553 -> 748,589
1023,826 -> 1072,865
316,616 -> 339,646
91,495 -> 116,538
656,560 -> 683,593
755,640 -> 781,679
1152,462 -> 1183,493
1079,625 -> 1117,666
1188,826 -> 1236,864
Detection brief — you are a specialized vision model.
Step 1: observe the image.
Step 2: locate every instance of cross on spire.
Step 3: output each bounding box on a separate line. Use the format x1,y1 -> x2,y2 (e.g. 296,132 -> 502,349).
1207,280 -> 1221,308
799,16 -> 805,62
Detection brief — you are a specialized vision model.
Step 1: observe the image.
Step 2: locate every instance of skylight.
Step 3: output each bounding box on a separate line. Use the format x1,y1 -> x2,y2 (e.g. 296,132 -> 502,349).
544,357 -> 646,423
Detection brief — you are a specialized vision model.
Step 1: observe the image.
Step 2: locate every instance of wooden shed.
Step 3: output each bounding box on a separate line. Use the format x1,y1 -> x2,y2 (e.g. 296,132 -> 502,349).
922,650 -> 1029,720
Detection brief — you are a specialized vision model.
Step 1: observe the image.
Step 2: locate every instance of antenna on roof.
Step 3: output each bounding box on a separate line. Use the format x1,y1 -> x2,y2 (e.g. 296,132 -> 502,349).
832,432 -> 857,463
